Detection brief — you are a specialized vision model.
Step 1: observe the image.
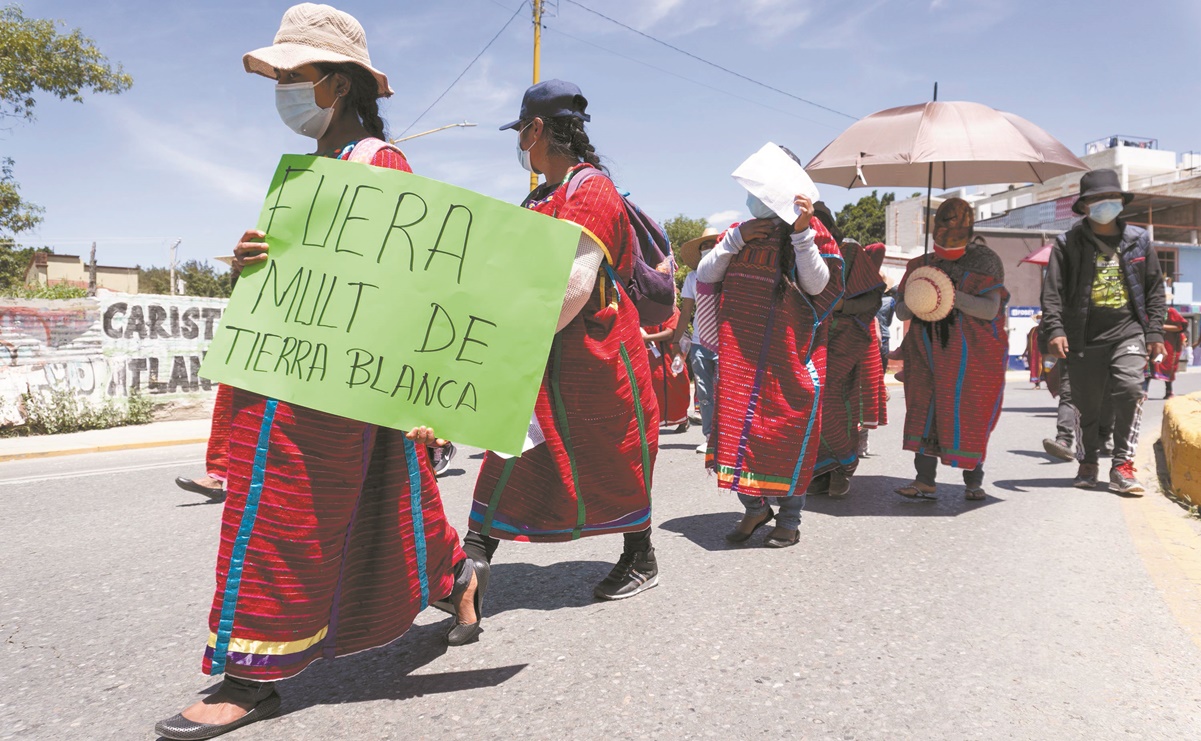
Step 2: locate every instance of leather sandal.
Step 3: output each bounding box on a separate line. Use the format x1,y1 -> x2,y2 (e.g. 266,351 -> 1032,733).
724,507 -> 775,543
154,689 -> 281,740
446,557 -> 489,646
896,481 -> 937,500
965,487 -> 987,501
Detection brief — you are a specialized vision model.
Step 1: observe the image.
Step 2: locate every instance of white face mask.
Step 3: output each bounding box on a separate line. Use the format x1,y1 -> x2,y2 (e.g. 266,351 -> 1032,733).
1087,198 -> 1124,225
516,121 -> 538,173
746,193 -> 775,220
275,74 -> 338,139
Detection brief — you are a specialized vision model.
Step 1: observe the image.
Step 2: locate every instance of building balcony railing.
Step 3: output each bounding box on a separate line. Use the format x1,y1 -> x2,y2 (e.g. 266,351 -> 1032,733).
1084,135 -> 1159,155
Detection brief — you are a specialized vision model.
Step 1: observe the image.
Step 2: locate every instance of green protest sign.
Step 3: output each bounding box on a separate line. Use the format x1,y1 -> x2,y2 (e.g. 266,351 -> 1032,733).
200,154 -> 578,456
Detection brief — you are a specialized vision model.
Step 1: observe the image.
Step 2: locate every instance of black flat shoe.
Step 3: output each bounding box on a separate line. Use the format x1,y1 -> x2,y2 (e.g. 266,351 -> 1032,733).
724,508 -> 775,543
154,690 -> 281,740
764,528 -> 800,549
446,557 -> 489,646
175,476 -> 225,500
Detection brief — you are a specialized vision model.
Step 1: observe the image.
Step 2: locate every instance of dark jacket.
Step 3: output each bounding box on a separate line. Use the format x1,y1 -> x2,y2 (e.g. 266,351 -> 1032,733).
1040,219 -> 1165,350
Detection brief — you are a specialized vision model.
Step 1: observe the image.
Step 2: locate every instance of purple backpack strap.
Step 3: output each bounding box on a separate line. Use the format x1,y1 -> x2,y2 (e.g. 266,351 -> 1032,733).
565,166 -> 605,201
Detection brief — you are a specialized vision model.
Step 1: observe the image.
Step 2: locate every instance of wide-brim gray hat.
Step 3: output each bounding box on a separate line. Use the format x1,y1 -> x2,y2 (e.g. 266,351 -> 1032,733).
244,3 -> 392,97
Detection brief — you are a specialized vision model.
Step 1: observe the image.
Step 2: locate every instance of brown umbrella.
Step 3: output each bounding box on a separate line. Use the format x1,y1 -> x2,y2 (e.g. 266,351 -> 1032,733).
805,100 -> 1088,189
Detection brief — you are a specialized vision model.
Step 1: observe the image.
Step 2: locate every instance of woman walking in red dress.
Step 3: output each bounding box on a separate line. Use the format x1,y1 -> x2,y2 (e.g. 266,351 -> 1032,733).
154,6 -> 466,738
448,80 -> 660,645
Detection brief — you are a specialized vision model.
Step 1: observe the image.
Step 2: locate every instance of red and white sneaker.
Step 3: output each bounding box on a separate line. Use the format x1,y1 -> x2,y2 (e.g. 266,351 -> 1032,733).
1109,461 -> 1145,495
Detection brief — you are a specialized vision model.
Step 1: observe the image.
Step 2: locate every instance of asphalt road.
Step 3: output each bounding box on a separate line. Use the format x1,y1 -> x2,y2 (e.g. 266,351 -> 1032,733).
3,378 -> 1201,740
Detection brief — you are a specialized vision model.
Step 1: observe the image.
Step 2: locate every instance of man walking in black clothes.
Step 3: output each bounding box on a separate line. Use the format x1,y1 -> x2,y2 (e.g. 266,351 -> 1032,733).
1041,169 -> 1166,494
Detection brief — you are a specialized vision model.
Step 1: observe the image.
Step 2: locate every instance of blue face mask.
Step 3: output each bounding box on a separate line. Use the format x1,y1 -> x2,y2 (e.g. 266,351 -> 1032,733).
1088,199 -> 1123,225
746,193 -> 775,220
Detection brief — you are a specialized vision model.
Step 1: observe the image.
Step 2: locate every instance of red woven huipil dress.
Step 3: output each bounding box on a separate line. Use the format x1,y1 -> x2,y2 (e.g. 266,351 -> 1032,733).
815,240 -> 884,476
201,140 -> 464,682
205,383 -> 234,482
645,308 -> 691,427
469,165 -> 658,542
706,219 -> 844,497
900,244 -> 1009,469
1151,307 -> 1186,382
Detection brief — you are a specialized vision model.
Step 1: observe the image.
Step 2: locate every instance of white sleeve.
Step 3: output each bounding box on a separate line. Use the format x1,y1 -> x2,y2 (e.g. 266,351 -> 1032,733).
681,271 -> 698,300
791,228 -> 830,296
556,231 -> 604,332
696,227 -> 745,283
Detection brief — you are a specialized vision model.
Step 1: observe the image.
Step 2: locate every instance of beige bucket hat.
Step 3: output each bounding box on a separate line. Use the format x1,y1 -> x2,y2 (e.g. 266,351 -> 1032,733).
243,3 -> 392,97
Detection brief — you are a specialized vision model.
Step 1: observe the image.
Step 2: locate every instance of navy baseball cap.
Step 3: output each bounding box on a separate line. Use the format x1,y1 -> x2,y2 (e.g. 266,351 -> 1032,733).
499,79 -> 591,130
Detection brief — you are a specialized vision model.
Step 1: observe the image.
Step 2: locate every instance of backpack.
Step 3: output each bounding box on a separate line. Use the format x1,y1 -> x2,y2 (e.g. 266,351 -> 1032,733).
565,167 -> 677,325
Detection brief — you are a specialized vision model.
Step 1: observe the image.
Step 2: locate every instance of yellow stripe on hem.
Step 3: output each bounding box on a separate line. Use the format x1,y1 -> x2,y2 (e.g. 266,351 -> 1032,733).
207,625 -> 328,656
717,472 -> 795,493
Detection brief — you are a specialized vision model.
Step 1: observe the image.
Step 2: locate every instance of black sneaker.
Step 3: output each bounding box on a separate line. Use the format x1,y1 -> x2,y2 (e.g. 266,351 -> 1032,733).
1074,463 -> 1099,489
1042,438 -> 1074,462
593,547 -> 659,601
429,442 -> 457,477
1109,461 -> 1145,495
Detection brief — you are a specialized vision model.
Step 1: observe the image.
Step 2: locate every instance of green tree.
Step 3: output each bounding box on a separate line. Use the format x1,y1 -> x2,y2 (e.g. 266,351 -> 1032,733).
835,190 -> 895,246
138,260 -> 232,297
661,214 -> 708,284
0,4 -> 132,273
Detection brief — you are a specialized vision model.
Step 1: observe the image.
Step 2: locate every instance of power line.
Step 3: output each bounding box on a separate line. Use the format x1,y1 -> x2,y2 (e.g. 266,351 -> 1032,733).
561,0 -> 858,121
397,1 -> 528,138
545,26 -> 838,130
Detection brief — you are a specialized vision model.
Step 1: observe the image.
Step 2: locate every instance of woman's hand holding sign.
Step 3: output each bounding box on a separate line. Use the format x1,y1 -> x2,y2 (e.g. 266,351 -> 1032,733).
232,229 -> 269,279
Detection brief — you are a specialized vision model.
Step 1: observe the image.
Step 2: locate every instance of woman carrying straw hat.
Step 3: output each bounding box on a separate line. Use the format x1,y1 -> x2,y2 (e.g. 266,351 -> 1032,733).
154,5 -> 467,739
895,198 -> 1009,502
444,79 -> 661,644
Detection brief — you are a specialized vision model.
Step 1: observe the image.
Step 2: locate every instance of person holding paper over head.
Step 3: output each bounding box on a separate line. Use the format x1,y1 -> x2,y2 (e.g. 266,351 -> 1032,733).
154,6 -> 468,739
444,80 -> 661,643
700,144 -> 844,549
894,198 -> 1009,502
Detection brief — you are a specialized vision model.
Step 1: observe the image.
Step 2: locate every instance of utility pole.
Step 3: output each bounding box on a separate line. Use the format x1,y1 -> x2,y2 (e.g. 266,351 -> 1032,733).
87,241 -> 97,297
168,238 -> 181,296
530,0 -> 543,192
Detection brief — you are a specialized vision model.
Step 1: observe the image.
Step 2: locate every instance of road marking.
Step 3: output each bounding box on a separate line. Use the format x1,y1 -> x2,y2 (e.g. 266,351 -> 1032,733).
0,458 -> 201,486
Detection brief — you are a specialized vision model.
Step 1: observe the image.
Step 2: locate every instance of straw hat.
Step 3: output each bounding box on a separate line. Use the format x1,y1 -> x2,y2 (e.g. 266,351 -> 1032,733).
243,3 -> 392,97
680,228 -> 721,271
905,265 -> 955,322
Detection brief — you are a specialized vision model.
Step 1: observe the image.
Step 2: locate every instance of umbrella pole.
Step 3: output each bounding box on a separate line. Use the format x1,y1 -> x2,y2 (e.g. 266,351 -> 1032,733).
923,82 -> 938,256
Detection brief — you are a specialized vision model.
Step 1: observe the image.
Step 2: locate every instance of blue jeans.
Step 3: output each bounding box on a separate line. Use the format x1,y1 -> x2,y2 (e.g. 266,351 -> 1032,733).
738,493 -> 804,531
689,345 -> 718,437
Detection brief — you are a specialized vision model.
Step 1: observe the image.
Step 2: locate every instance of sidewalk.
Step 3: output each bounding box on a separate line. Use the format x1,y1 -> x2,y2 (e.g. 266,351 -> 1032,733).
0,419 -> 210,462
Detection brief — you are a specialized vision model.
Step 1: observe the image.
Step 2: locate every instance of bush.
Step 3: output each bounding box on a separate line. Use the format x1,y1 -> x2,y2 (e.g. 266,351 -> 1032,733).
1,283 -> 88,299
5,387 -> 156,436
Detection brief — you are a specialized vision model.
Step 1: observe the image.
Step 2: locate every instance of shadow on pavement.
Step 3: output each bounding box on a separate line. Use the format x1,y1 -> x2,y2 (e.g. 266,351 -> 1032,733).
1007,449 -> 1075,463
659,443 -> 701,451
269,622 -> 526,715
1002,406 -> 1058,414
485,560 -> 614,615
657,512 -> 742,552
805,475 -> 1002,516
991,476 -> 1075,492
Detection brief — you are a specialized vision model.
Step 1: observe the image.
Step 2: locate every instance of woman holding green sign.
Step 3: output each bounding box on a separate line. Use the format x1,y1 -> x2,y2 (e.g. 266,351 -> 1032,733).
446,80 -> 662,645
154,6 -> 471,740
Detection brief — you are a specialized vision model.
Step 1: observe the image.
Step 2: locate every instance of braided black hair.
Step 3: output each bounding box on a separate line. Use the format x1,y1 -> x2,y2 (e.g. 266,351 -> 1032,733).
315,62 -> 387,141
540,115 -> 606,173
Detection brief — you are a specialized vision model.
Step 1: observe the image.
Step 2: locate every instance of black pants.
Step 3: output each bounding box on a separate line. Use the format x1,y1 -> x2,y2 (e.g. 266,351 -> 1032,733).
221,675 -> 274,704
1066,340 -> 1146,465
914,453 -> 984,489
1055,359 -> 1113,446
463,527 -> 653,565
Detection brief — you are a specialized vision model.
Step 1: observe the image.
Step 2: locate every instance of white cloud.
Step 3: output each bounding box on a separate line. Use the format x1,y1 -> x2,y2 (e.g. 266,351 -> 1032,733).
707,209 -> 744,226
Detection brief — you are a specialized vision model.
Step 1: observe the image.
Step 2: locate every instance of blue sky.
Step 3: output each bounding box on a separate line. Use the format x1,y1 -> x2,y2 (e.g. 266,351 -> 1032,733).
9,0 -> 1200,269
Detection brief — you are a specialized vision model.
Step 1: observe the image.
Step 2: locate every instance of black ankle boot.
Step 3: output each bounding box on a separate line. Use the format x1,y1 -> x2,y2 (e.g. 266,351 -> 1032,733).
593,546 -> 659,601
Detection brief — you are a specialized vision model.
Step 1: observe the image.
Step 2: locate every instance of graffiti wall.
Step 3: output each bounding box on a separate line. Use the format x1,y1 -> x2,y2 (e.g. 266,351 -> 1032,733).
0,294 -> 227,425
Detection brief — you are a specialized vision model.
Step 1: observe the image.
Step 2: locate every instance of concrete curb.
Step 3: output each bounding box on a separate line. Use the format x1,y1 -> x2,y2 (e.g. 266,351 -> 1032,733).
1161,393 -> 1201,507
0,437 -> 209,463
